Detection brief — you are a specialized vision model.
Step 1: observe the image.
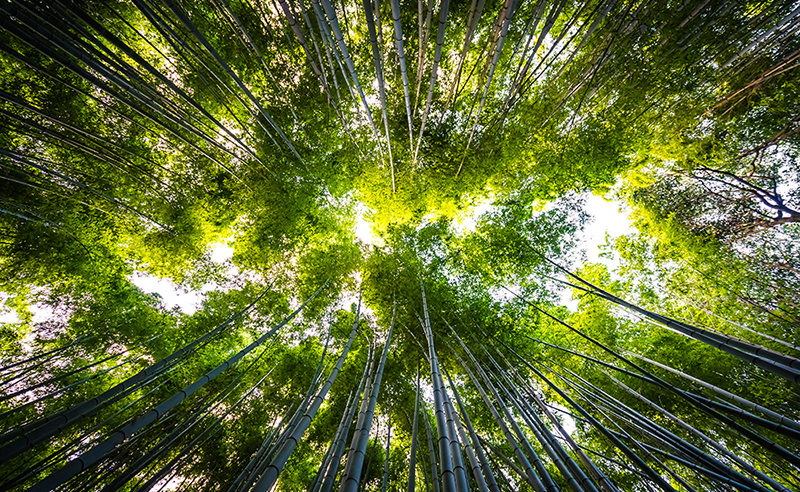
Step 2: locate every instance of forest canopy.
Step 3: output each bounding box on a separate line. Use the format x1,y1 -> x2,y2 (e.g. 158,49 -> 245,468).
0,0 -> 799,491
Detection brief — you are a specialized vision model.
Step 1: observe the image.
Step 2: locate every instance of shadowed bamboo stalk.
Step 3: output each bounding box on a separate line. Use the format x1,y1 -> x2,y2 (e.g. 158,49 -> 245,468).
424,404 -> 442,492
339,302 -> 395,492
253,309 -> 362,491
382,413 -> 392,492
492,343 -> 616,492
439,372 -> 470,492
420,281 -> 458,492
408,364 -> 421,492
499,340 -> 680,492
319,341 -> 376,492
389,0 -> 414,148
0,281 -> 278,463
414,0 -> 449,161
443,365 -> 499,492
310,391 -> 354,492
441,368 -> 482,492
26,280 -> 329,492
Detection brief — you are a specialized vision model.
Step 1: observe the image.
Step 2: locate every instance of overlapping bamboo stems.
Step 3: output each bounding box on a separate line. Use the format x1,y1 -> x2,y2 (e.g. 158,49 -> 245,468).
339,303 -> 395,492
210,0 -> 302,122
0,352 -> 144,424
722,3 -> 800,68
414,0 -> 449,161
678,297 -> 800,353
503,0 -> 547,97
451,327 -> 557,491
443,365 -> 499,492
541,363 -> 701,492
0,87 -> 176,197
419,281 -> 459,492
441,366 -> 490,492
579,372 -> 777,491
296,0 -> 334,94
441,0 -> 486,118
0,280 -> 278,463
0,66 -> 173,196
619,434 -> 766,492
596,371 -> 794,491
229,400 -> 302,492
414,0 -> 437,116
54,0 -> 272,171
438,369 -> 470,492
364,0 -> 395,192
319,340 -> 377,492
157,0 -> 304,164
0,3 -> 248,182
484,349 -> 592,492
101,349 -> 278,492
507,284 -> 800,464
26,280 -> 329,492
540,262 -> 800,383
508,311 -> 793,492
446,344 -> 542,490
2,379 -> 170,490
497,0 -> 578,115
389,0 -> 414,148
0,150 -> 169,231
630,352 -> 800,433
254,311 -> 363,491
475,433 -> 531,484
423,403 -> 442,492
0,105 -> 173,202
488,355 -> 589,491
309,391 -> 355,492
499,341 -> 679,492
407,365 -> 421,492
242,378 -> 326,490
317,0 -> 382,144
0,73 -> 176,193
53,0 -> 265,171
598,386 -> 771,492
527,331 -> 800,443
0,330 -> 103,380
0,334 -> 157,404
455,0 -> 516,177
309,0 -> 360,110
544,352 -> 783,492
491,342 -> 618,492
140,0 -> 283,154
537,342 -> 799,491
134,368 -> 274,492
274,0 -> 354,137
381,413 -> 391,492
235,343 -> 334,488
400,327 -> 441,492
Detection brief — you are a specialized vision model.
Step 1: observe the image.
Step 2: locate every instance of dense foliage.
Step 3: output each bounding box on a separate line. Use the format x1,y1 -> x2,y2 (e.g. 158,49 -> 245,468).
0,0 -> 798,491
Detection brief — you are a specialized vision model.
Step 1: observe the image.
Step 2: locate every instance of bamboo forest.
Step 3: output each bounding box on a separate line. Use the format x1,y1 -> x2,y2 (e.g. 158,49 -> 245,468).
1,0 -> 800,490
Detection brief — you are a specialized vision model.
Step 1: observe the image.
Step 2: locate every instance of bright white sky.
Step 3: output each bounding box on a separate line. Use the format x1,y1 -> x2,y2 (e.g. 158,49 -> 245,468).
580,193 -> 635,268
129,241 -> 235,315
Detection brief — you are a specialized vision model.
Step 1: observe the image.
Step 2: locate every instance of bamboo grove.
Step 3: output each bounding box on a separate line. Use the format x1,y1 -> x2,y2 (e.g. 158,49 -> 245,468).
0,0 -> 798,491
